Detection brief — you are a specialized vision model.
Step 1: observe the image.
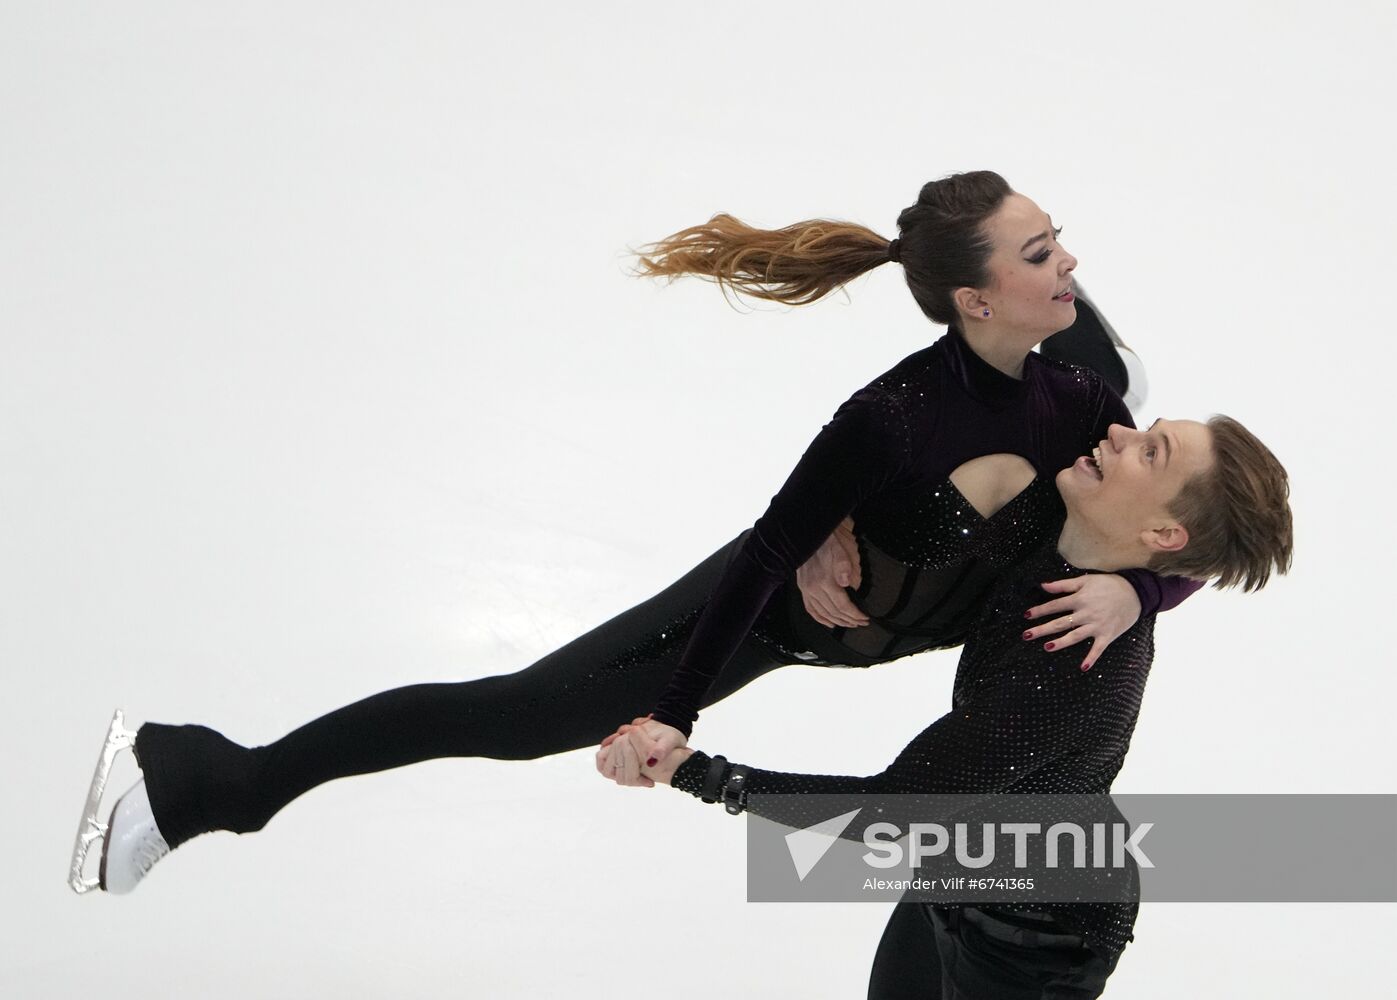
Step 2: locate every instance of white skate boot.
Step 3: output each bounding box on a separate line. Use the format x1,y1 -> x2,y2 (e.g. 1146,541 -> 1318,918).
100,780 -> 170,894
68,710 -> 170,894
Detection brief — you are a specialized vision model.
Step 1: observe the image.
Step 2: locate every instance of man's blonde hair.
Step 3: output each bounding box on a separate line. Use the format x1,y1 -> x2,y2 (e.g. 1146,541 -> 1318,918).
1148,415 -> 1293,592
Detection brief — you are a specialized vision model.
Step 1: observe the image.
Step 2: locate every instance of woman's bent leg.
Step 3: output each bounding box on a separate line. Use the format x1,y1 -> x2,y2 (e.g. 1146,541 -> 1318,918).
134,532 -> 793,848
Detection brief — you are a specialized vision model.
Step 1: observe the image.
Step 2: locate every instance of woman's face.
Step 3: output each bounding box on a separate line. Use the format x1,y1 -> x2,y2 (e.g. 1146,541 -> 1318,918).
972,192 -> 1080,337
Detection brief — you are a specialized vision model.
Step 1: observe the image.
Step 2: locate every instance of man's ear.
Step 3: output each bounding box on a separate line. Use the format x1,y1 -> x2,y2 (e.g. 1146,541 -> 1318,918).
1141,522 -> 1189,554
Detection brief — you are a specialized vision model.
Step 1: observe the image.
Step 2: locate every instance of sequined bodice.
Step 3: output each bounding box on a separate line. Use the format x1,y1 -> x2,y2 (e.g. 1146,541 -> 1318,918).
858,474 -> 1061,570
754,475 -> 1066,665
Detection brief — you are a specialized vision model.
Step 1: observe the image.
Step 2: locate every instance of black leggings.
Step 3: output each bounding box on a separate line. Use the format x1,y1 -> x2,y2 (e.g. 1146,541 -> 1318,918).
134,531 -> 816,849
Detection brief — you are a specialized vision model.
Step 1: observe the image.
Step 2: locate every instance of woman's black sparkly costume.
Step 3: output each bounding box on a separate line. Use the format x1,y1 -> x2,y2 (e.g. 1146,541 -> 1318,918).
133,322 -> 1198,863
649,326 -> 1197,736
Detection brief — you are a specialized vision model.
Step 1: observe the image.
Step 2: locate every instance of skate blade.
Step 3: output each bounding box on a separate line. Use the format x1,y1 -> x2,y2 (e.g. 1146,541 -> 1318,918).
68,710 -> 139,894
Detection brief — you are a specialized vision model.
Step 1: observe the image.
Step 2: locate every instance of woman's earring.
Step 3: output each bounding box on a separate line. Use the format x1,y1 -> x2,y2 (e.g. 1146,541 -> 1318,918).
982,309 -> 990,318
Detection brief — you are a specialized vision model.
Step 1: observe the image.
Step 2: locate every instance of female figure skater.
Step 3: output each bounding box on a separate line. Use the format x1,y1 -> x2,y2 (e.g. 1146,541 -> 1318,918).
603,416 -> 1294,999
70,171 -> 1196,895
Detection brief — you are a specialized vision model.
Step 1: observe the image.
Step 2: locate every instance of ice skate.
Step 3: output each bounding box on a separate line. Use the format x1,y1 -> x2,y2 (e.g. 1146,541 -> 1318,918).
67,709 -> 170,894
1039,283 -> 1149,413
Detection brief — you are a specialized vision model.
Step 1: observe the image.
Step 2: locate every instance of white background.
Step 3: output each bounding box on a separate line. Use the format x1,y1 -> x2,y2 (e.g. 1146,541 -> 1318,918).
3,2 -> 1393,996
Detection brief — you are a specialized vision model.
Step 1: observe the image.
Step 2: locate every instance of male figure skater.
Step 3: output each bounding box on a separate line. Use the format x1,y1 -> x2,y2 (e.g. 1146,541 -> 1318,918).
605,416 -> 1294,999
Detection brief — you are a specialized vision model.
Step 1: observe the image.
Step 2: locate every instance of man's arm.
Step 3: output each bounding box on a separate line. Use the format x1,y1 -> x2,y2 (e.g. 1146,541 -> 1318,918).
656,645 -> 1124,841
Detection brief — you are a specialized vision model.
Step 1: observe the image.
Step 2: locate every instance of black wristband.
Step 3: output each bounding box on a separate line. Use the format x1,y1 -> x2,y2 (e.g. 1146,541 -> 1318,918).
700,754 -> 728,804
723,764 -> 752,815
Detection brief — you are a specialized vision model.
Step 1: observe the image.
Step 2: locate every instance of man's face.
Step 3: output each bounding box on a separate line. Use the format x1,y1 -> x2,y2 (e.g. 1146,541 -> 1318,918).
1057,419 -> 1215,552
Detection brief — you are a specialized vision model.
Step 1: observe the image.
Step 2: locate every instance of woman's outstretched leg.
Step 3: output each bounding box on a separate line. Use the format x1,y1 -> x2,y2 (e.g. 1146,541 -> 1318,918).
115,531 -> 796,858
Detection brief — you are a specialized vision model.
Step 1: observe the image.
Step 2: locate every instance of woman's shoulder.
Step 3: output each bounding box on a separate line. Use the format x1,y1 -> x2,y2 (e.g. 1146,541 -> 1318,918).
859,340 -> 948,405
835,345 -> 943,431
1028,352 -> 1119,420
1031,350 -> 1109,392
813,345 -> 945,471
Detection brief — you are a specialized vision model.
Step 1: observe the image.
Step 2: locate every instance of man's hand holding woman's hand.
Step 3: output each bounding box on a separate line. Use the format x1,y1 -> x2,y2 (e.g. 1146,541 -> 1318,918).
595,716 -> 691,787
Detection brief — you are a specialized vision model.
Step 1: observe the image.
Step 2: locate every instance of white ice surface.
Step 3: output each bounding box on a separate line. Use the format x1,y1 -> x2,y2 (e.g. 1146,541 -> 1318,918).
2,2 -> 1393,997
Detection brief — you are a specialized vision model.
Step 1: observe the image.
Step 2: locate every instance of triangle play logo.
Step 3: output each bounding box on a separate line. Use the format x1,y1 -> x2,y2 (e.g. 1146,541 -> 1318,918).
784,808 -> 863,881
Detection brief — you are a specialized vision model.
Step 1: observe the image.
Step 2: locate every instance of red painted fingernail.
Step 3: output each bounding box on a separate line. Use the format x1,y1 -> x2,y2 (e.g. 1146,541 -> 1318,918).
1081,662 -> 1092,671
646,758 -> 657,767
1023,611 -> 1033,619
1045,642 -> 1056,651
1022,631 -> 1033,640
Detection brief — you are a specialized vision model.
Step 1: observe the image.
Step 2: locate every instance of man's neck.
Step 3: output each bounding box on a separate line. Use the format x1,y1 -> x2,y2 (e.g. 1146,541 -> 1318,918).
1055,513 -> 1144,574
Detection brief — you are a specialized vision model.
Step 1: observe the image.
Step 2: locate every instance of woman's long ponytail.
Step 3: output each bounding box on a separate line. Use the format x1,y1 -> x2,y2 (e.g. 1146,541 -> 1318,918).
629,213 -> 893,308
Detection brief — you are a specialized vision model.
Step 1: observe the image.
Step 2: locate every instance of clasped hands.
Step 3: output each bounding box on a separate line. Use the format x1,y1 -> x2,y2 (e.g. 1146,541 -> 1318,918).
595,715 -> 691,788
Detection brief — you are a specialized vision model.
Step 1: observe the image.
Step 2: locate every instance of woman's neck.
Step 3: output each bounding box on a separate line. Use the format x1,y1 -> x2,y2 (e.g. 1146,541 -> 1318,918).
957,323 -> 1041,380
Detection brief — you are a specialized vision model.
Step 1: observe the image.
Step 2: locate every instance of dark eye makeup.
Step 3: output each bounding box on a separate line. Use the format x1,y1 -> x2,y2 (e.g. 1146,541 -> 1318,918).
1029,226 -> 1064,264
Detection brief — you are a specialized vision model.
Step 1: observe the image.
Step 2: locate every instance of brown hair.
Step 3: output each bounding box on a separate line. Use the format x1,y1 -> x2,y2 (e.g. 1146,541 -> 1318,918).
629,171 -> 1013,325
1149,415 -> 1294,592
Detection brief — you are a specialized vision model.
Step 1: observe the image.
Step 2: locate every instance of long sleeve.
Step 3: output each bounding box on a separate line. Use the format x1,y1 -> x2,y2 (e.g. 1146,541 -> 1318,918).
669,675 -> 1145,962
1116,569 -> 1204,615
649,387 -> 913,736
674,672 -> 1089,830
